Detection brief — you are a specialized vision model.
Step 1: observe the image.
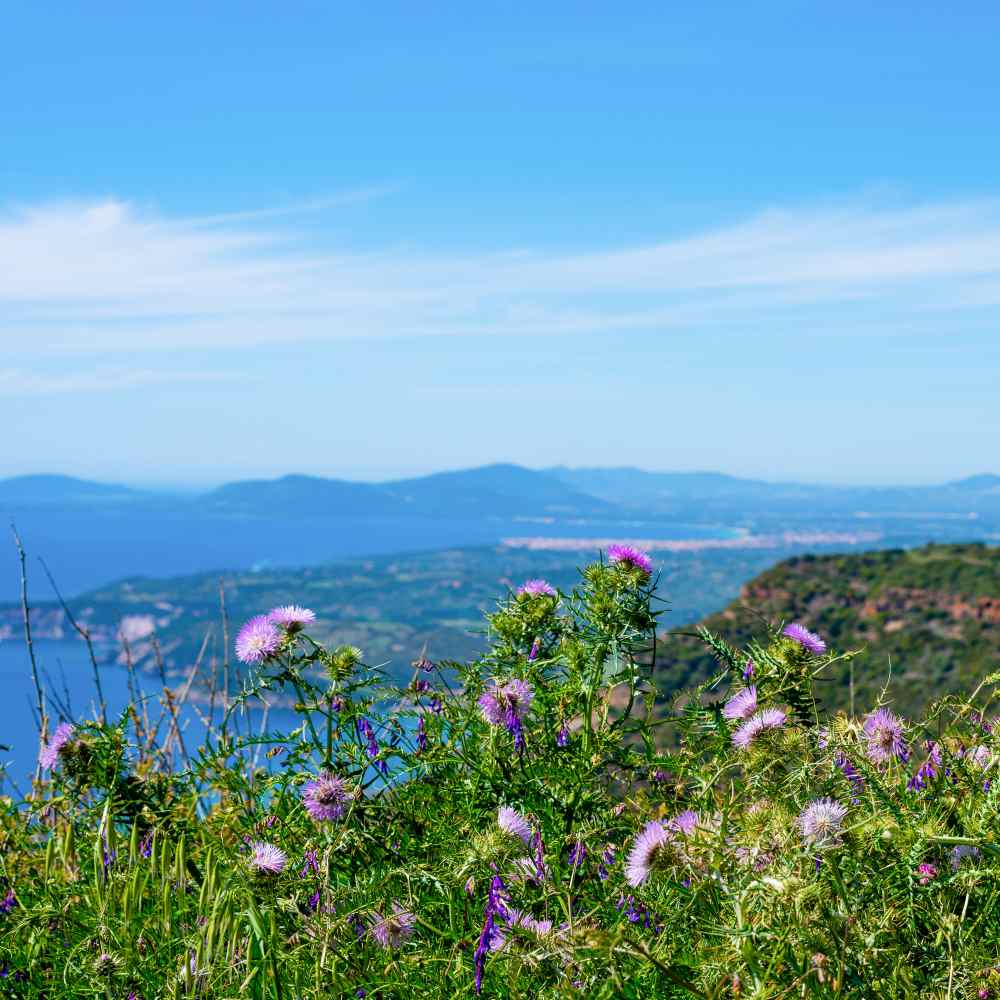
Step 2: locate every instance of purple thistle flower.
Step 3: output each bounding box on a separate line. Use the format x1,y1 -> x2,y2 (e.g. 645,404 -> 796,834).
782,623 -> 827,655
267,605 -> 316,631
474,876 -> 510,993
796,798 -> 847,848
732,708 -> 787,750
248,840 -> 288,875
478,679 -> 534,752
723,686 -> 758,721
235,615 -> 281,664
625,821 -> 671,887
302,772 -> 350,823
371,902 -> 416,949
39,721 -> 74,771
863,708 -> 908,764
669,810 -> 699,837
607,544 -> 653,575
556,724 -> 570,747
518,579 -> 556,598
497,806 -> 533,845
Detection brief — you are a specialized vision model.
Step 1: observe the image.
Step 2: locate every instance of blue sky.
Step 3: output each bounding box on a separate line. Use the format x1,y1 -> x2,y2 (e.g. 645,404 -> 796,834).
3,2 -> 999,486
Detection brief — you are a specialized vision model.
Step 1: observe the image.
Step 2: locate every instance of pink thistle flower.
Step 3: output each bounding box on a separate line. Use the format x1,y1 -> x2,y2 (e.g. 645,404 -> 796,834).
497,806 -> 533,845
783,623 -> 827,655
478,679 -> 534,750
796,798 -> 847,848
862,708 -> 907,763
517,579 -> 556,598
235,615 -> 280,664
625,821 -> 672,887
267,605 -> 316,631
301,772 -> 350,823
607,544 -> 653,575
669,810 -> 699,837
39,721 -> 74,771
732,708 -> 787,750
248,840 -> 287,875
722,686 -> 758,721
371,902 -> 416,949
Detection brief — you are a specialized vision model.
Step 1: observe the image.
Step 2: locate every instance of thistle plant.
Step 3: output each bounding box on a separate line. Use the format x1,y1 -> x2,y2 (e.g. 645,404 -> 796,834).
3,554 -> 1000,998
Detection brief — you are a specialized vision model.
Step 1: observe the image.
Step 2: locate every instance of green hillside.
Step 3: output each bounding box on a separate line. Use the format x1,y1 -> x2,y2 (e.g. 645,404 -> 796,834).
658,542 -> 1000,717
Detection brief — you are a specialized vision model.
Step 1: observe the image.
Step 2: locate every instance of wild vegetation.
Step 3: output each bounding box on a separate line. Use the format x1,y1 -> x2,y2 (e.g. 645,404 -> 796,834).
3,544 -> 1000,997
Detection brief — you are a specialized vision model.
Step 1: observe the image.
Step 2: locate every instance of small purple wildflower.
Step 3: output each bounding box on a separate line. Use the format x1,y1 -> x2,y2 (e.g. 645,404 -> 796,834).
356,717 -> 388,775
531,827 -> 549,883
723,686 -> 758,721
248,841 -> 288,875
0,889 -> 14,915
497,806 -> 533,845
371,902 -> 416,949
39,721 -> 74,771
299,849 -> 320,878
235,615 -> 280,664
863,708 -> 908,764
416,715 -> 428,752
518,579 -> 556,598
835,752 -> 865,801
267,605 -> 316,631
598,843 -> 616,881
908,741 -> 941,792
568,841 -> 586,867
743,658 -> 755,679
916,862 -> 938,885
607,544 -> 653,575
302,772 -> 351,823
528,638 -> 540,662
474,876 -> 510,993
429,694 -> 443,714
796,798 -> 847,848
951,845 -> 981,870
556,724 -> 570,747
783,623 -> 827,656
412,678 -> 431,694
732,708 -> 787,750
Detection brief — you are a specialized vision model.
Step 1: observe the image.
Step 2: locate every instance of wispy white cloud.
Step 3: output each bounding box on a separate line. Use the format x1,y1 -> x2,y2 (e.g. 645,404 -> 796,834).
3,193 -> 1000,357
0,366 -> 246,395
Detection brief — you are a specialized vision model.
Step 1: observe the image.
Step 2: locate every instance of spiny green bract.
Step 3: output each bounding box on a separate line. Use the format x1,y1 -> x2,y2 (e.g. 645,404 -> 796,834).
3,556 -> 1000,999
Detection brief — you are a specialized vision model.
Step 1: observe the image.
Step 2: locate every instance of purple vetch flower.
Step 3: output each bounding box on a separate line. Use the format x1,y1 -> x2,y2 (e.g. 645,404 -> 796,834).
267,605 -> 316,631
302,772 -> 351,823
429,694 -> 443,714
796,798 -> 848,848
908,740 -> 941,791
835,752 -> 865,801
743,658 -> 755,680
235,615 -> 281,664
0,889 -> 14,915
299,849 -> 320,878
968,745 -> 993,769
916,862 -> 938,885
732,708 -> 787,750
416,715 -> 428,752
530,827 -> 549,883
464,876 -> 476,897
497,806 -> 533,845
139,831 -> 154,859
371,902 -> 416,949
567,841 -> 586,867
723,686 -> 758,721
39,721 -> 74,771
556,724 -> 570,747
474,876 -> 510,993
651,768 -> 670,785
528,638 -> 540,662
863,708 -> 908,764
950,845 -> 981,871
607,544 -> 653,575
625,821 -> 672,887
412,678 -> 431,694
248,840 -> 288,875
478,679 -> 534,752
356,717 -> 388,775
783,623 -> 827,656
598,843 -> 616,881
307,889 -> 322,912
518,579 -> 556,598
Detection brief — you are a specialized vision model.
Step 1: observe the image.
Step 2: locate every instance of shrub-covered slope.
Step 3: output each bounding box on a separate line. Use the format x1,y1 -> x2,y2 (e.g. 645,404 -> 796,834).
661,542 -> 1000,717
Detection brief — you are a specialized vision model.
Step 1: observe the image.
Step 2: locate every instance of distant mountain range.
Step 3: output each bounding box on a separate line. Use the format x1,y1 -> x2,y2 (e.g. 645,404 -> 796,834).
3,465 -> 1000,521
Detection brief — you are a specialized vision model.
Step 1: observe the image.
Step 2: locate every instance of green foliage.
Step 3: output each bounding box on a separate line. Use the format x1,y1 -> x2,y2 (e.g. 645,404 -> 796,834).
3,551 -> 1000,997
